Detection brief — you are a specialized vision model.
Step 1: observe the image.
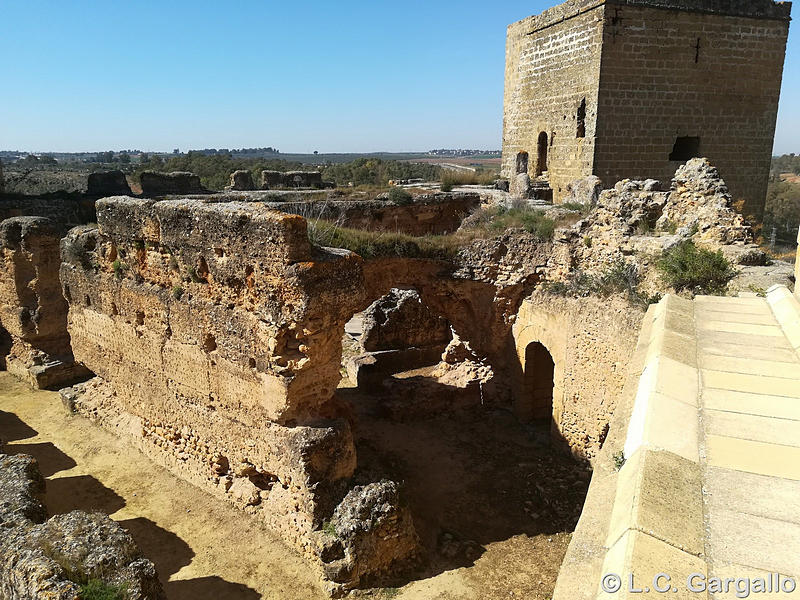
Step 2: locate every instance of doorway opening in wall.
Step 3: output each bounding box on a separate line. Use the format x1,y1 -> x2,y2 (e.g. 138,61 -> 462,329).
669,136 -> 701,161
536,132 -> 548,176
516,151 -> 529,175
334,287 -> 589,594
524,341 -> 555,428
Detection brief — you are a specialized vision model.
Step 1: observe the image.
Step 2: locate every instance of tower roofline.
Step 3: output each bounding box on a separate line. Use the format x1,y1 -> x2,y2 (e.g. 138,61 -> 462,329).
510,0 -> 791,36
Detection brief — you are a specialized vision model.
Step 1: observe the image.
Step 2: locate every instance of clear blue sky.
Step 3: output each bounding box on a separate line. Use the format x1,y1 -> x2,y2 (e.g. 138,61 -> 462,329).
1,0 -> 797,154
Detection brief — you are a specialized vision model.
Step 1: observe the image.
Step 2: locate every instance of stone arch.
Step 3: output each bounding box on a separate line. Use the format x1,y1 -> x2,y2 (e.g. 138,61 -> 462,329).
524,342 -> 554,420
512,302 -> 567,432
536,132 -> 548,176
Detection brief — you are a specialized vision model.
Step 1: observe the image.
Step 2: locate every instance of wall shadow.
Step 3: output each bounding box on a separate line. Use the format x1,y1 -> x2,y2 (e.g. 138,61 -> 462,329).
342,376 -> 591,586
166,577 -> 262,600
46,474 -> 126,515
119,517 -> 194,578
0,409 -> 38,442
8,442 -> 77,476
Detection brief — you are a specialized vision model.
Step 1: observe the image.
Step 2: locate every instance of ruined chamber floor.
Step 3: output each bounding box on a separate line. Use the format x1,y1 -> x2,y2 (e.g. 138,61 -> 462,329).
0,369 -> 589,600
340,368 -> 590,600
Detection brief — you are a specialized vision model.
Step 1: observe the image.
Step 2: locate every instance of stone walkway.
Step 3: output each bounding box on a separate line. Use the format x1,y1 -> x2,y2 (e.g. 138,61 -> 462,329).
556,284 -> 800,600
696,290 -> 800,595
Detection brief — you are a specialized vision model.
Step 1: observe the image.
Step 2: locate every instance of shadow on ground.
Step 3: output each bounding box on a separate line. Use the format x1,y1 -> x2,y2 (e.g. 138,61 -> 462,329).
338,378 -> 591,587
0,404 -> 262,600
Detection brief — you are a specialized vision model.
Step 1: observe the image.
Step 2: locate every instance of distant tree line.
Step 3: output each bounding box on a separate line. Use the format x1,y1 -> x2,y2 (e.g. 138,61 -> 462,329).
765,154 -> 800,248
134,153 -> 442,191
770,153 -> 800,176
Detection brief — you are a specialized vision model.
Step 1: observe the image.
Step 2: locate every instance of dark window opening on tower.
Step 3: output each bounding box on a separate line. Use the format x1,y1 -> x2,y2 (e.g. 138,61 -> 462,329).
516,151 -> 529,174
577,98 -> 586,138
695,38 -> 701,63
669,137 -> 701,161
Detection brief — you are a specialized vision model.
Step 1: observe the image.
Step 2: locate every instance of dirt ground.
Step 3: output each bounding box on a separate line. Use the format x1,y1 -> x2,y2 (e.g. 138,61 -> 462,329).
0,370 -> 588,600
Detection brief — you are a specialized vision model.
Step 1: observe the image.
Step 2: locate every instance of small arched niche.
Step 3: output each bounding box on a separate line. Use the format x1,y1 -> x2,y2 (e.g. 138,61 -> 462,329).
524,341 -> 555,421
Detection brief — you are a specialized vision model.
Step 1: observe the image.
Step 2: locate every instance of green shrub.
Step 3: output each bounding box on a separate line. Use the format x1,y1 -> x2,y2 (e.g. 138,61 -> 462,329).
544,259 -> 657,308
612,451 -> 626,471
172,285 -> 184,300
79,579 -> 128,600
657,240 -> 736,295
112,260 -> 127,279
561,201 -> 592,215
387,187 -> 413,205
440,181 -> 454,193
486,206 -> 555,241
321,520 -> 337,537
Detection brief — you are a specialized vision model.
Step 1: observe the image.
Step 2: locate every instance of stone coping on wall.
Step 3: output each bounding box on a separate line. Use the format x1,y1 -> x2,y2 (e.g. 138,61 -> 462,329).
553,295 -> 705,599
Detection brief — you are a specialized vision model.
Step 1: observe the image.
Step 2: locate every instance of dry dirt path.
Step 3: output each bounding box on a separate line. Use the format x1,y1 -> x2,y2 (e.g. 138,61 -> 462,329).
0,371 -> 577,600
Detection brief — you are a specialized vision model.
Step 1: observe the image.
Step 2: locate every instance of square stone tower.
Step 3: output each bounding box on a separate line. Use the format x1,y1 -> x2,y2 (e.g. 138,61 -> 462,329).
502,0 -> 791,218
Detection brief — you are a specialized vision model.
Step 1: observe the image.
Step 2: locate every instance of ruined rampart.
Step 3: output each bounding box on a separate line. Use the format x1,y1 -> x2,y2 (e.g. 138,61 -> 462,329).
0,217 -> 90,389
59,197 -> 419,591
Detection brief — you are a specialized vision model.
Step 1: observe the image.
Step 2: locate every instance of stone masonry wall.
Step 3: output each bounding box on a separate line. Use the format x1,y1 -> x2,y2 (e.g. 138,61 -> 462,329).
593,3 -> 790,219
59,197 -> 419,591
0,217 -> 90,389
502,2 -> 605,200
513,292 -> 643,460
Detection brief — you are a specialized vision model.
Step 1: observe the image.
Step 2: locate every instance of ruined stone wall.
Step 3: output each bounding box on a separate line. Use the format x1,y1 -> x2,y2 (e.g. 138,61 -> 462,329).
0,195 -> 94,225
513,292 -> 643,460
501,2 -> 605,199
273,192 -> 480,236
0,217 -> 89,389
593,3 -> 790,219
59,197 -> 418,590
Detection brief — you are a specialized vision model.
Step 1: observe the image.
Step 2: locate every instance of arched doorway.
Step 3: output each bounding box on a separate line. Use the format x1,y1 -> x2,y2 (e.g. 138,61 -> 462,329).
516,151 -> 529,175
536,132 -> 548,176
524,341 -> 554,420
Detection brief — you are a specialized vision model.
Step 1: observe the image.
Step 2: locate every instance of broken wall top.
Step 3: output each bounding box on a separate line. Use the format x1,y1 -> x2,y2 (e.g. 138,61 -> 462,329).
97,196 -> 312,265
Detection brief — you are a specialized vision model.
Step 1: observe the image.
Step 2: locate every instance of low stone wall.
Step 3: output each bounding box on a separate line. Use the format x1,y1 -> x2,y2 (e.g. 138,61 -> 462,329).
0,195 -> 95,225
0,217 -> 90,389
0,452 -> 164,599
59,196 -> 419,592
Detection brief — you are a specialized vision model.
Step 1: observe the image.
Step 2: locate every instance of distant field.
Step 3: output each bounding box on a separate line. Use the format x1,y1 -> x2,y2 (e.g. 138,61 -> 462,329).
780,172 -> 800,184
413,157 -> 502,168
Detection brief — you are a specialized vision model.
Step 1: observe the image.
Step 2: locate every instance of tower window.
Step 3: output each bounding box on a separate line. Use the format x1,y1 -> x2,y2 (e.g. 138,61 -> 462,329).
669,137 -> 701,161
577,98 -> 586,138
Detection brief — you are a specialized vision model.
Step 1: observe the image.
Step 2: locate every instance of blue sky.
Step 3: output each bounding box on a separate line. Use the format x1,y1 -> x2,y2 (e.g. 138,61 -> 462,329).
1,0 -> 797,154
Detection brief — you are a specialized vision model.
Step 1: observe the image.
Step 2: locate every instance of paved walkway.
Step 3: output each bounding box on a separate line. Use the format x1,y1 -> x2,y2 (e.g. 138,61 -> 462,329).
695,292 -> 800,595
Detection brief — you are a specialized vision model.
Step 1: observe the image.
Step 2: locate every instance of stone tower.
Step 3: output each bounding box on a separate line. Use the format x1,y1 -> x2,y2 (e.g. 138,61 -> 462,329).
502,0 -> 791,218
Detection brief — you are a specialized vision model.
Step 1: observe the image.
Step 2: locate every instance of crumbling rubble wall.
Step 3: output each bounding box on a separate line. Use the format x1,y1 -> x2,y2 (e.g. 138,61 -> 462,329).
0,217 -> 89,389
59,197 -> 419,590
261,170 -> 326,189
140,171 -> 206,196
0,452 -> 164,600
